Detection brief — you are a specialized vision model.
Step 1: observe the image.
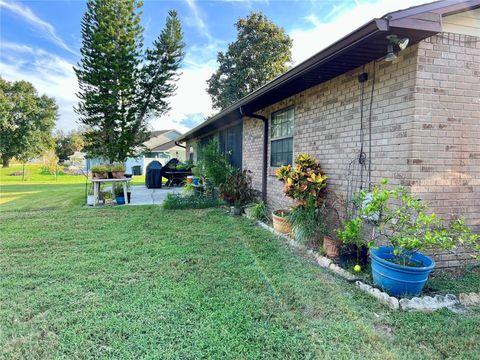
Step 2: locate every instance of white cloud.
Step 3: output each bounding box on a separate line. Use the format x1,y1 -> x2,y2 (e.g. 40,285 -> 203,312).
184,0 -> 212,41
152,60 -> 217,133
289,0 -> 430,64
0,39 -> 216,133
0,42 -> 79,130
0,0 -> 76,55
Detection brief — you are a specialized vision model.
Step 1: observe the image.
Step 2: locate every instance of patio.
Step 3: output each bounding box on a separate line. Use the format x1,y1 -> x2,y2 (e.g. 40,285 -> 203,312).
129,185 -> 180,206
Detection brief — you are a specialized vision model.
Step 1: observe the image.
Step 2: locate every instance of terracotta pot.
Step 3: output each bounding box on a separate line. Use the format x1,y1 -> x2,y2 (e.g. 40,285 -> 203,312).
323,235 -> 342,258
93,172 -> 108,179
112,171 -> 125,179
272,210 -> 291,234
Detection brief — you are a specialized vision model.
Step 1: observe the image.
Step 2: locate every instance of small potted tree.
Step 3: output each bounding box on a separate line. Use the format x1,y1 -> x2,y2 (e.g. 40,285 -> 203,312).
338,179 -> 479,297
275,153 -> 327,236
91,164 -> 109,179
114,185 -> 126,205
111,163 -> 126,179
219,169 -> 255,215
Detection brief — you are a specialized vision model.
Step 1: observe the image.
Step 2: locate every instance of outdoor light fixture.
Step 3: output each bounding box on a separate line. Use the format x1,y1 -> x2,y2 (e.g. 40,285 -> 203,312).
385,35 -> 410,62
385,43 -> 397,62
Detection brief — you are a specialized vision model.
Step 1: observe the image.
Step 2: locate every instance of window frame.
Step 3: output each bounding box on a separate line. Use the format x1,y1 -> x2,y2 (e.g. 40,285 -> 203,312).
270,106 -> 294,167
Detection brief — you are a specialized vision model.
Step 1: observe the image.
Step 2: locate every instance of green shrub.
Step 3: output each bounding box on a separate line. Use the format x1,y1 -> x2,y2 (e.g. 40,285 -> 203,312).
176,160 -> 194,170
162,193 -> 222,210
110,163 -> 125,172
337,179 -> 479,262
286,196 -> 325,245
91,164 -> 109,173
248,200 -> 268,222
219,169 -> 255,208
197,139 -> 235,186
275,153 -> 326,206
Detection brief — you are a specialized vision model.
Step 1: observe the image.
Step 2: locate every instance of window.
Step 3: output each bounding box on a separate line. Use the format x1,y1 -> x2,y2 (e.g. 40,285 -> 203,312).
270,107 -> 294,167
219,122 -> 243,169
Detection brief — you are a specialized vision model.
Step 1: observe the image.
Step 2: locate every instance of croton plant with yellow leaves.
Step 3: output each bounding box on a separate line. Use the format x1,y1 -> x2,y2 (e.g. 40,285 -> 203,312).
275,153 -> 327,206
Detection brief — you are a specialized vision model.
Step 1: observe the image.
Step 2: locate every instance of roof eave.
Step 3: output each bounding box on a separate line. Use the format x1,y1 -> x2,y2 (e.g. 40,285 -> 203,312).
177,19 -> 386,143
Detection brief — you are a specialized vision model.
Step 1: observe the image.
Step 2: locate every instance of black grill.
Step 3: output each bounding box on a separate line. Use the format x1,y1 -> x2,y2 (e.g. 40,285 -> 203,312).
145,161 -> 163,189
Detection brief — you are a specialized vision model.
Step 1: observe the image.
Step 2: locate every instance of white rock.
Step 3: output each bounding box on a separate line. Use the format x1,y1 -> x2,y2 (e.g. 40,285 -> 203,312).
355,281 -> 399,310
459,292 -> 480,306
399,294 -> 459,312
316,256 -> 332,268
328,263 -> 357,281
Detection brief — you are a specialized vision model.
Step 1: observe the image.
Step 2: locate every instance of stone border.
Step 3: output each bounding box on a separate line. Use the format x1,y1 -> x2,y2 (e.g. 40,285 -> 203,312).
254,219 -> 480,312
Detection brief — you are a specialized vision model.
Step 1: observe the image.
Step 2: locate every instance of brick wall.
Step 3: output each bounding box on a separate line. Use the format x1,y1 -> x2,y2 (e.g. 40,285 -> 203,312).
241,34 -> 480,267
411,33 -> 480,232
243,44 -> 419,214
410,33 -> 480,268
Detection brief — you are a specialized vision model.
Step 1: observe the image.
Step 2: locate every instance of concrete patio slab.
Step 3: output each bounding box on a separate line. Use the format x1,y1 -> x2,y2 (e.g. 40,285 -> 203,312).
129,185 -> 180,206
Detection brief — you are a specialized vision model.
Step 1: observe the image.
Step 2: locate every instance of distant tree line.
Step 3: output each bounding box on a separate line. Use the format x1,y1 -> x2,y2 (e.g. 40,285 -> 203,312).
0,76 -> 57,168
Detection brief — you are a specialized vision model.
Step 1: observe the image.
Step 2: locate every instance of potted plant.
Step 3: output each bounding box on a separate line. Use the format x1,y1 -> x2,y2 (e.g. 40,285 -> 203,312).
272,209 -> 292,234
219,169 -> 255,216
244,199 -> 268,221
100,191 -> 113,205
338,179 -> 479,297
275,153 -> 327,237
114,185 -> 126,205
191,166 -> 201,186
91,164 -> 109,179
111,163 -> 126,179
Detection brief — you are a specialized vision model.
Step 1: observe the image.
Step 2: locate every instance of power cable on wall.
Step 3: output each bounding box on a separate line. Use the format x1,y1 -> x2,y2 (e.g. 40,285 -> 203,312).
368,60 -> 376,191
345,61 -> 376,216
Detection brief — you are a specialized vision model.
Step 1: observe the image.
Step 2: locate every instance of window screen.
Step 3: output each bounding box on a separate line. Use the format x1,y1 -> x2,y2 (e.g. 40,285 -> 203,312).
270,107 -> 293,167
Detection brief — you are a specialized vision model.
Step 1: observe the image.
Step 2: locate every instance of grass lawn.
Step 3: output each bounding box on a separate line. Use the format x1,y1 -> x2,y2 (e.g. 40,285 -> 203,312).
1,179 -> 480,359
0,163 -> 146,185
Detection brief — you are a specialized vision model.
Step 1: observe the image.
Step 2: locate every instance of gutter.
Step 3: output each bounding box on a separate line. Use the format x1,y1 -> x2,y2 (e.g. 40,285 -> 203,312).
240,106 -> 268,202
174,141 -> 186,149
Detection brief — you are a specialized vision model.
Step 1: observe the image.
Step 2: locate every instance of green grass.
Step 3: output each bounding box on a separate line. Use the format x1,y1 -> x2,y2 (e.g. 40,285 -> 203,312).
0,164 -> 146,185
1,182 -> 480,359
427,265 -> 480,294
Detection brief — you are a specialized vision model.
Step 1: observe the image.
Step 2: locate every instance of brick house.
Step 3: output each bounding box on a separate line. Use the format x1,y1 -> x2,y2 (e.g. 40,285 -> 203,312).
177,0 -> 480,267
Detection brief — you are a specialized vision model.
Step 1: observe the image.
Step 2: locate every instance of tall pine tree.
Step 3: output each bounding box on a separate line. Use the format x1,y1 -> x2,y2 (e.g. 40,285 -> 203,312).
75,1 -> 185,163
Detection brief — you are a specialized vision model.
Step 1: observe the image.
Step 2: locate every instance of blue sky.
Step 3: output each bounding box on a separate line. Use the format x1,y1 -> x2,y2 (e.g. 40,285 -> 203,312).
0,0 -> 428,132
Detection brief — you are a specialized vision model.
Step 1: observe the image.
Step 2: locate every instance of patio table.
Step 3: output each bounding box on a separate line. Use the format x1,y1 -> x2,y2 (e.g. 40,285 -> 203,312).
163,170 -> 192,187
90,178 -> 132,206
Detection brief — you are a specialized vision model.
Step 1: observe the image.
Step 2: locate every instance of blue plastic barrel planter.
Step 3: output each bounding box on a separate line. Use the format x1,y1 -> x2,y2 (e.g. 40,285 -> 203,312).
370,246 -> 435,297
116,196 -> 125,205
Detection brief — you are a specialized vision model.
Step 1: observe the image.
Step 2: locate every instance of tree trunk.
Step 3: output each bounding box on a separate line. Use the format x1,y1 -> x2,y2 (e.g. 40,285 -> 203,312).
2,156 -> 10,168
22,163 -> 25,181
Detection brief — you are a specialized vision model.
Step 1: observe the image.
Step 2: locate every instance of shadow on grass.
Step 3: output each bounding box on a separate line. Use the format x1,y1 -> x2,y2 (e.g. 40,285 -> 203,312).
0,183 -> 87,212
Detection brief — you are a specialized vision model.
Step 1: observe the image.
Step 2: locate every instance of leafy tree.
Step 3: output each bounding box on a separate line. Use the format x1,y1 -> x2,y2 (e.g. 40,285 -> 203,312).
0,77 -> 57,167
54,129 -> 86,162
207,12 -> 292,110
75,1 -> 185,163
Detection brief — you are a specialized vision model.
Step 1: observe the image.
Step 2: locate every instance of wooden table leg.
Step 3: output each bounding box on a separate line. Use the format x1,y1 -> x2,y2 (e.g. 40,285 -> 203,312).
123,181 -> 128,204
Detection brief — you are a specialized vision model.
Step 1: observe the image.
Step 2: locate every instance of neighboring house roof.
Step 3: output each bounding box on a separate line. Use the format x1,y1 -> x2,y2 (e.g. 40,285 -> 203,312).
177,0 -> 480,142
144,129 -> 183,150
150,129 -> 170,137
150,140 -> 182,152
